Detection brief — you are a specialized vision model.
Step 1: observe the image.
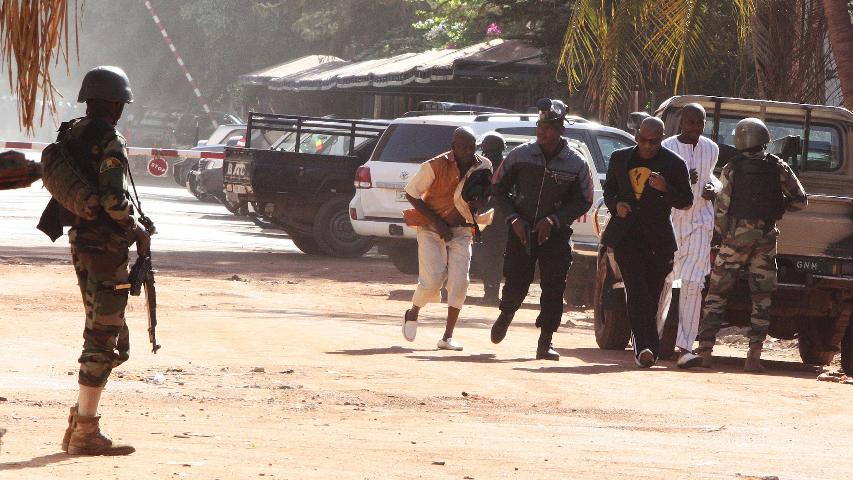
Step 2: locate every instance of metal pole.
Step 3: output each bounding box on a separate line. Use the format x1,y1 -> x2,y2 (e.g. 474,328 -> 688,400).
143,1 -> 217,128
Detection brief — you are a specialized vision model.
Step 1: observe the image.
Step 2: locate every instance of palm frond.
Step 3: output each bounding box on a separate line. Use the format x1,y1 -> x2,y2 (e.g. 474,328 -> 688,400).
0,0 -> 80,133
559,0 -> 645,121
641,0 -> 713,94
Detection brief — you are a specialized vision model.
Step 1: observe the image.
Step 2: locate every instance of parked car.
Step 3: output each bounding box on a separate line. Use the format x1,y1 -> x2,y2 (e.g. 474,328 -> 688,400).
175,126 -> 282,195
124,107 -> 242,149
223,113 -> 390,257
593,95 -> 853,372
349,111 -> 635,304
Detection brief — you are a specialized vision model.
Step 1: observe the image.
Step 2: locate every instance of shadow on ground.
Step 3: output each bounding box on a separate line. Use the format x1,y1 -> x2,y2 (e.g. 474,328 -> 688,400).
0,452 -> 76,471
512,347 -> 821,378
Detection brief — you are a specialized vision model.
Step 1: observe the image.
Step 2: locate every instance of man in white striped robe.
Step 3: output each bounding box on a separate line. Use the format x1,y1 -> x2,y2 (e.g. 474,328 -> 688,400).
658,104 -> 721,368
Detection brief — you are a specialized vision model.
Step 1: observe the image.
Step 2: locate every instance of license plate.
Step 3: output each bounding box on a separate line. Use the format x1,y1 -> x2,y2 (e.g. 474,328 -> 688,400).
792,257 -> 837,275
396,190 -> 408,202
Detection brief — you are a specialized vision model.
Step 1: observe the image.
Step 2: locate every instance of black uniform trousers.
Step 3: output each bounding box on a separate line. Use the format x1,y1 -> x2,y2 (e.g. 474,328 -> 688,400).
499,227 -> 573,332
612,234 -> 673,360
476,218 -> 508,296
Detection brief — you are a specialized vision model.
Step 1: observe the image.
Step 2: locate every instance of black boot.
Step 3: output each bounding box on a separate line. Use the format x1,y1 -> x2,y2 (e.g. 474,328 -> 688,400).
536,330 -> 560,361
490,310 -> 514,344
483,286 -> 500,306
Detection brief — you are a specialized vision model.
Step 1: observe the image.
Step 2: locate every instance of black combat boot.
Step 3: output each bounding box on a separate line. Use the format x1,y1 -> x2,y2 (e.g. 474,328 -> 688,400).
536,330 -> 560,361
483,284 -> 500,306
490,310 -> 514,344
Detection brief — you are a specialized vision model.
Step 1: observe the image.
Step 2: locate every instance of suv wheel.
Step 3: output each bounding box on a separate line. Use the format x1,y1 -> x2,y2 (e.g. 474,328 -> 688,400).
658,290 -> 678,360
798,317 -> 836,366
387,242 -> 419,275
312,197 -> 374,257
593,251 -> 631,350
290,233 -> 322,255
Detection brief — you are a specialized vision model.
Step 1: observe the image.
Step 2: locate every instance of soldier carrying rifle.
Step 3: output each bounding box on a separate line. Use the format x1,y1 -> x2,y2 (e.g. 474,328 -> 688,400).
39,66 -> 151,455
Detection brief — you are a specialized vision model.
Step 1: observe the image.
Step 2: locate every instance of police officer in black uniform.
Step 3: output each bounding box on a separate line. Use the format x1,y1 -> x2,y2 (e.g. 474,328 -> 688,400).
490,99 -> 594,360
475,132 -> 507,304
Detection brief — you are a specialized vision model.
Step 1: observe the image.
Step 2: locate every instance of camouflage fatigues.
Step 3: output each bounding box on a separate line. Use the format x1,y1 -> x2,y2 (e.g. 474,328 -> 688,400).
65,117 -> 138,388
698,155 -> 806,348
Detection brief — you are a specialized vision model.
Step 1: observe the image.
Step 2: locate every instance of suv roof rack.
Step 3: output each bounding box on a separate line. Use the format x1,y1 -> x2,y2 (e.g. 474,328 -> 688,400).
401,110 -> 500,117
472,113 -> 591,124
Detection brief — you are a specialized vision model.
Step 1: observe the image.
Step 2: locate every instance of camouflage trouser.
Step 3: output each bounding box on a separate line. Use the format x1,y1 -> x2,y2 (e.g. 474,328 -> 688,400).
698,219 -> 778,349
70,241 -> 130,388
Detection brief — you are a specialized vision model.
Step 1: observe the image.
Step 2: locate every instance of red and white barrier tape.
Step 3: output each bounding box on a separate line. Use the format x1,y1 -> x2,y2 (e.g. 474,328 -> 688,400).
0,141 -> 225,160
143,0 -> 217,127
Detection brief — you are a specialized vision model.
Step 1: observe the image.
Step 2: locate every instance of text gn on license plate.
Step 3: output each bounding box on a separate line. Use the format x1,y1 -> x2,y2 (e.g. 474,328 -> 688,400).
396,190 -> 408,202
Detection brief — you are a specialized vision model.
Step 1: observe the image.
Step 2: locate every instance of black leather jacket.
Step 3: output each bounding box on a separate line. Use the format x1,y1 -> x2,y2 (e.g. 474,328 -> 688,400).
492,139 -> 594,230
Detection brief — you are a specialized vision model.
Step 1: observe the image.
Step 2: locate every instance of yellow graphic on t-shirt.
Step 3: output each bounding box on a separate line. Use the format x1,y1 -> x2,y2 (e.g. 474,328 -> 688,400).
628,167 -> 651,199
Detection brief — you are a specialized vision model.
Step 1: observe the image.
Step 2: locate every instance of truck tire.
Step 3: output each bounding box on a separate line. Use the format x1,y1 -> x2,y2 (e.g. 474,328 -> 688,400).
388,242 -> 419,275
798,321 -> 836,366
312,197 -> 374,257
290,233 -> 322,255
658,289 -> 678,360
593,252 -> 631,350
564,256 -> 595,307
842,321 -> 853,376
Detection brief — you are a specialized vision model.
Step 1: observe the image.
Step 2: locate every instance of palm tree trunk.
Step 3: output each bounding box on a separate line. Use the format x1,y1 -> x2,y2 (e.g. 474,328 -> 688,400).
822,0 -> 853,109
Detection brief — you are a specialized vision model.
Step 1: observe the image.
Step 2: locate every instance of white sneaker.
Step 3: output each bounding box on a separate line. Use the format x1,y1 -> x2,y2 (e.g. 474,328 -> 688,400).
437,338 -> 463,351
635,348 -> 655,368
677,351 -> 704,369
402,310 -> 417,342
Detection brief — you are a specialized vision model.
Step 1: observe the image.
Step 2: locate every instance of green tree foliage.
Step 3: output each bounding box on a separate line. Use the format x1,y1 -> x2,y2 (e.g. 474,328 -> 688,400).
68,0 -> 424,113
559,0 -> 844,121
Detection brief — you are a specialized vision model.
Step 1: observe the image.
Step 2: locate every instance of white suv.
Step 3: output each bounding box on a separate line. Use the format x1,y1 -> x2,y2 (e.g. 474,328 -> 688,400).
349,113 -> 634,250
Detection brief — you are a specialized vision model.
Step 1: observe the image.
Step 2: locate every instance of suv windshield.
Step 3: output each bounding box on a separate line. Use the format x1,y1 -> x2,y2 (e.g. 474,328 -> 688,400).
372,124 -> 457,163
706,115 -> 843,172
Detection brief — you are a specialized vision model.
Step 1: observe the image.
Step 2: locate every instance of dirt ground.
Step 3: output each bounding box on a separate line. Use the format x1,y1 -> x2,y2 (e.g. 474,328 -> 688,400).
1,249 -> 851,480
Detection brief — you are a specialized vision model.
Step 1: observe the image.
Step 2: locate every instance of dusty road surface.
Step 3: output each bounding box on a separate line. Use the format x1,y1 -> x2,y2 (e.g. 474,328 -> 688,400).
1,182 -> 851,480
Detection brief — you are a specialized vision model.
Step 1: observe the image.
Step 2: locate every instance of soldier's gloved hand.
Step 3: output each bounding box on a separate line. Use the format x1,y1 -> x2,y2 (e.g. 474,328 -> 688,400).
533,217 -> 553,246
511,217 -> 529,246
134,223 -> 151,257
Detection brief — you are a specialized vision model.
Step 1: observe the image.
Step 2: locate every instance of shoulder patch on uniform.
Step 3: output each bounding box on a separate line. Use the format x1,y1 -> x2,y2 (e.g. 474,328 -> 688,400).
100,156 -> 123,173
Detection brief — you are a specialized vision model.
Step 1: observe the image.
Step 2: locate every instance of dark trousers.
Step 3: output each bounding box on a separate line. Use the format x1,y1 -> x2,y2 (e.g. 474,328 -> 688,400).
499,228 -> 573,332
612,236 -> 673,360
477,220 -> 508,296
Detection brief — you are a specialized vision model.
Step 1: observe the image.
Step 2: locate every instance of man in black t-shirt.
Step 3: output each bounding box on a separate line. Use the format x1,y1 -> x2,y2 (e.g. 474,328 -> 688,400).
601,117 -> 693,367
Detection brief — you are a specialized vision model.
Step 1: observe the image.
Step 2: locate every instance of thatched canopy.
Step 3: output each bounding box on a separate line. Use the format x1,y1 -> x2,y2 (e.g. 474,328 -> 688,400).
0,0 -> 78,133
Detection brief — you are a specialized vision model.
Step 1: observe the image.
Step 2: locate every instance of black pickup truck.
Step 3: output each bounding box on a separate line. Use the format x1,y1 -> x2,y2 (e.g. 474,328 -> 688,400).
223,113 -> 390,257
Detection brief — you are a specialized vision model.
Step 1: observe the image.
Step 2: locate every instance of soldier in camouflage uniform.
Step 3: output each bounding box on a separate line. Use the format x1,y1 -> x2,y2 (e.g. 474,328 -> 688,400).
58,66 -> 149,455
697,118 -> 807,372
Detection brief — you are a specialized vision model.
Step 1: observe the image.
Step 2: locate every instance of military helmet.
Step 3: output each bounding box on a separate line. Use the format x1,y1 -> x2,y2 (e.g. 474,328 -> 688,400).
478,131 -> 505,153
77,66 -> 134,104
734,117 -> 770,151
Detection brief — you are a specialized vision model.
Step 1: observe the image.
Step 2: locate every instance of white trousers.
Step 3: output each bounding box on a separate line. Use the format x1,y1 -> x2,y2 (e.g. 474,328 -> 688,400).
412,226 -> 473,310
657,277 -> 705,351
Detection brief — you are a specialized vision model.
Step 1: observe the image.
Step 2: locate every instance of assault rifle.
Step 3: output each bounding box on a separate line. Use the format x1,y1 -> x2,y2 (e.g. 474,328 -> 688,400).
116,252 -> 160,353
130,254 -> 160,353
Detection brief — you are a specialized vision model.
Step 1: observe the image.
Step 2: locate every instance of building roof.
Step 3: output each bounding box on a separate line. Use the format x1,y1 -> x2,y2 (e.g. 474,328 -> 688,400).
242,39 -> 545,92
239,55 -> 348,87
